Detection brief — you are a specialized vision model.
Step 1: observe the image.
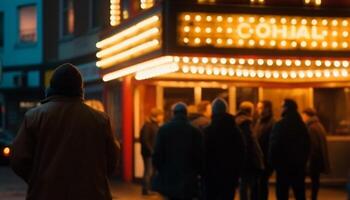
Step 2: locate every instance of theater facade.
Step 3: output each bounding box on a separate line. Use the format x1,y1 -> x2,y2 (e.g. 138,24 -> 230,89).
96,0 -> 350,182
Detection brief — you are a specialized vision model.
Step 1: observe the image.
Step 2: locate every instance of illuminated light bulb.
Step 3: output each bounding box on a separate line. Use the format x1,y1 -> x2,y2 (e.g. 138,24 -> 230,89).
259,40 -> 266,46
281,40 -> 287,47
238,17 -> 245,23
315,60 -> 322,67
257,70 -> 264,78
322,19 -> 328,26
342,61 -> 349,68
216,27 -> 223,33
227,17 -> 233,23
195,27 -> 201,33
206,68 -> 213,75
301,19 -> 307,25
259,17 -> 266,23
184,15 -> 191,21
332,19 -> 338,26
332,31 -> 338,37
270,40 -> 276,47
321,41 -> 328,48
192,57 -> 199,63
307,70 -> 314,78
273,71 -> 279,78
325,60 -> 332,67
290,71 -> 297,79
205,27 -> 212,34
182,66 -> 190,73
267,59 -> 273,66
194,38 -> 201,44
315,0 -> 321,5
248,59 -> 255,65
305,60 -> 312,66
311,41 -> 318,48
198,67 -> 205,74
174,57 -> 180,62
228,69 -> 235,76
211,58 -> 218,64
334,61 -> 341,67
184,26 -> 190,32
238,39 -> 244,46
217,38 -> 223,44
333,70 -> 340,77
341,69 -> 348,77
315,70 -> 322,78
276,59 -> 283,66
250,70 -> 257,78
305,0 -> 311,4
216,16 -> 223,22
295,60 -> 302,66
221,68 -> 228,75
332,42 -> 338,48
249,17 -> 255,23
239,58 -> 246,65
342,42 -> 348,48
285,60 -> 292,66
183,37 -> 189,44
206,38 -> 212,44
342,20 -> 348,26
229,58 -> 236,64
183,57 -> 191,64
299,71 -> 306,79
322,30 -> 328,37
202,57 -> 209,64
195,15 -> 202,22
236,70 -> 243,77
227,28 -> 233,33
248,40 -> 255,46
270,18 -> 276,24
227,39 -> 233,45
243,70 -> 250,77
190,66 -> 198,74
300,41 -> 307,48
206,16 -> 212,22
291,41 -> 297,48
311,19 -> 317,25
265,71 -> 272,79
324,70 -> 331,78
291,18 -> 297,25
220,58 -> 227,64
280,18 -> 287,24
258,59 -> 265,66
343,31 -> 349,37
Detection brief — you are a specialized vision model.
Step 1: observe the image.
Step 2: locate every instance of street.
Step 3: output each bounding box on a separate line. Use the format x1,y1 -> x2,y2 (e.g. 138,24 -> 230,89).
0,165 -> 347,200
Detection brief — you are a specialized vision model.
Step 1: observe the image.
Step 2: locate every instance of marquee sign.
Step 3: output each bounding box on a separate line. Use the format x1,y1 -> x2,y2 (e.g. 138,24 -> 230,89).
178,12 -> 350,51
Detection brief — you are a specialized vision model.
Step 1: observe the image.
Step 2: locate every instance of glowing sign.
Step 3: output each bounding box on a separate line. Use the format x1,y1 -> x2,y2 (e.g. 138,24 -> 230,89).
178,13 -> 350,50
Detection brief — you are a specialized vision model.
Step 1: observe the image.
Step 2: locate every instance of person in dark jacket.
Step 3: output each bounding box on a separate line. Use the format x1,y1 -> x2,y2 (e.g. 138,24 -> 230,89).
236,101 -> 264,200
203,98 -> 245,200
152,102 -> 202,200
11,63 -> 120,200
191,101 -> 211,132
269,99 -> 310,200
254,100 -> 275,200
140,108 -> 164,195
301,108 -> 330,200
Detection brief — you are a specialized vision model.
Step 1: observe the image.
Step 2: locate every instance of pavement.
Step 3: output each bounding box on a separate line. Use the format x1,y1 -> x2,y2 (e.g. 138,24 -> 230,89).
0,165 -> 347,200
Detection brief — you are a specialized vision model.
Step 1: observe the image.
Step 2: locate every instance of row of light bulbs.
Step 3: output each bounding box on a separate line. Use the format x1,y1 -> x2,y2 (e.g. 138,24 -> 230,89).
175,57 -> 350,68
182,14 -> 348,27
181,65 -> 348,79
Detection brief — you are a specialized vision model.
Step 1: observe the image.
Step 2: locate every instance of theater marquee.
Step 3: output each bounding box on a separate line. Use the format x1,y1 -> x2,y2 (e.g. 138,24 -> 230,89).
178,13 -> 350,51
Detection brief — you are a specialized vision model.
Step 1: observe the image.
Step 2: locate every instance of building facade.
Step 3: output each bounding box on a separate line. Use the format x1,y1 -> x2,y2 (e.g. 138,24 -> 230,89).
97,0 -> 350,183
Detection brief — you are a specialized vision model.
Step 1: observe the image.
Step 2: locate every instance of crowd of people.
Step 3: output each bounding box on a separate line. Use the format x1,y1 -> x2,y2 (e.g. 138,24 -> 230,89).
141,98 -> 331,200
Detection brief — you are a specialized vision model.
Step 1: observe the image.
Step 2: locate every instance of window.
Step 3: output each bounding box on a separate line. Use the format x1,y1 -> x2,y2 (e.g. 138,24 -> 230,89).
62,0 -> 74,36
0,12 -> 3,47
90,0 -> 100,29
18,5 -> 37,43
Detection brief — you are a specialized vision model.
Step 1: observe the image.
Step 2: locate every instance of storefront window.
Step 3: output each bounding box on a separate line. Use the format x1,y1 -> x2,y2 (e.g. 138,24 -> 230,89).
202,88 -> 228,102
18,5 -> 37,43
314,88 -> 350,135
163,87 -> 194,121
236,87 -> 258,111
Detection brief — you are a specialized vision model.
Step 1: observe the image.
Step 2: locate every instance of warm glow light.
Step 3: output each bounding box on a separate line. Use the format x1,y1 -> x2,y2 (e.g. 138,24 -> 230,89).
3,147 -> 10,157
135,63 -> 179,80
110,0 -> 121,26
140,0 -> 155,10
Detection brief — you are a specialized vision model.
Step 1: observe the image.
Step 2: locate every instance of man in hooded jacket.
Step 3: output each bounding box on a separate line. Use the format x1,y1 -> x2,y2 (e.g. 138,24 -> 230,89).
11,63 -> 120,200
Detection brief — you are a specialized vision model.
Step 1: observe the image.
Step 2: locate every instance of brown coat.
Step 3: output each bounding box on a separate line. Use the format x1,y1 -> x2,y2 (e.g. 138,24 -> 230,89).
11,96 -> 120,200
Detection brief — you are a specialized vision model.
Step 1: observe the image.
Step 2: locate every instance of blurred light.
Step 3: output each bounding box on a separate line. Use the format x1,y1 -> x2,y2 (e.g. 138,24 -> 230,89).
3,147 -> 10,157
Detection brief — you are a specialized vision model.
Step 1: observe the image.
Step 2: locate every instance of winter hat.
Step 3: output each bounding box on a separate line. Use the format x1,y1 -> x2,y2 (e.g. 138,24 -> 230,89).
46,63 -> 84,98
283,98 -> 298,111
212,98 -> 228,115
172,102 -> 188,116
